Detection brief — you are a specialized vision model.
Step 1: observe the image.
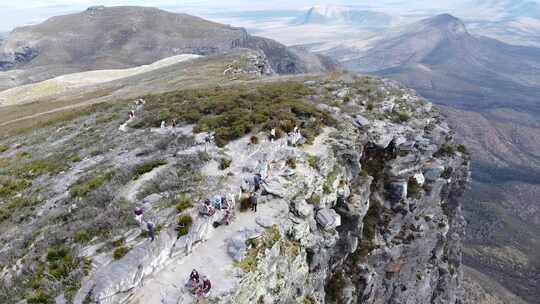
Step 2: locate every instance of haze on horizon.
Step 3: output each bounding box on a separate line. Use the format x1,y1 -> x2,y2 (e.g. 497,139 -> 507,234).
2,0 -> 540,32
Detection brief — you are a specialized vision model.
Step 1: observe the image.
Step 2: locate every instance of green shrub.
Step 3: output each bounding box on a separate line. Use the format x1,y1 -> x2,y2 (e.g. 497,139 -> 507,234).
407,178 -> 422,199
177,214 -> 193,237
0,177 -> 30,198
434,144 -> 455,158
219,158 -> 232,170
113,246 -> 130,260
26,289 -> 53,304
457,144 -> 468,154
308,155 -> 319,169
70,171 -> 114,197
0,144 -> 8,153
366,102 -> 374,111
74,230 -> 91,243
234,226 -> 281,272
240,195 -> 251,212
391,111 -> 410,123
323,169 -> 338,194
307,193 -> 321,206
136,82 -> 332,147
46,246 -> 77,280
133,160 -> 167,179
68,154 -> 82,162
175,197 -> 193,213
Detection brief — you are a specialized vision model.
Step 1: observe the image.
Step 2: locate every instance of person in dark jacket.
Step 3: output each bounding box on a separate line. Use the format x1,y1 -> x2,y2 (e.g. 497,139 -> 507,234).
250,192 -> 258,212
146,221 -> 156,242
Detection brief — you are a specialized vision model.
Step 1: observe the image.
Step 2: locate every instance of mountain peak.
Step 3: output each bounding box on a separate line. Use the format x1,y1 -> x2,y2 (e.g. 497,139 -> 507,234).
421,13 -> 468,34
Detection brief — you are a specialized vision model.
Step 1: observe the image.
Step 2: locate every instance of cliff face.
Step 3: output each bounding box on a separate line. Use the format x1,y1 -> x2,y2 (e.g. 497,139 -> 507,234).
225,80 -> 470,304
0,57 -> 468,303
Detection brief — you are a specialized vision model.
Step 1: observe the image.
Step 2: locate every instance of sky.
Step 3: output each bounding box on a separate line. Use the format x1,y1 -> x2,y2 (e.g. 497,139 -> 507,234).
1,0 -> 540,32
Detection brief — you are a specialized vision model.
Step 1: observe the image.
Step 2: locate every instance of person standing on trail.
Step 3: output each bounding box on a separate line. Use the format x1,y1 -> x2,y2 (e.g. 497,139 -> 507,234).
160,121 -> 166,129
146,221 -> 156,242
336,180 -> 349,205
134,207 -> 144,226
198,276 -> 211,298
250,192 -> 258,212
270,128 -> 276,142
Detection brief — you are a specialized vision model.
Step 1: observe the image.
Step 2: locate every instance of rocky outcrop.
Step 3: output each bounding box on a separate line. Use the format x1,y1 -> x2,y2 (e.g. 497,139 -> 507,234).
212,78 -> 470,304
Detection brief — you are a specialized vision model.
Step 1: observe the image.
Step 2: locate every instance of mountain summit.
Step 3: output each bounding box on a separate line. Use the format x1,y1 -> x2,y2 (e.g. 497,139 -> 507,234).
0,6 -> 334,89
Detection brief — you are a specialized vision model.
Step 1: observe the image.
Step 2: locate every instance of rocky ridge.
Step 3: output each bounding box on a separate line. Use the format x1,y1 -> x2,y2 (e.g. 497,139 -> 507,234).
0,71 -> 469,303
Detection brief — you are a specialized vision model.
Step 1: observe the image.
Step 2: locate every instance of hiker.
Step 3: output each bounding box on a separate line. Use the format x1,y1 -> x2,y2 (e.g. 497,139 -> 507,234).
250,192 -> 258,212
199,199 -> 216,216
190,269 -> 200,285
134,207 -> 144,225
255,159 -> 269,180
171,119 -> 177,128
336,180 -> 350,205
160,121 -> 166,129
197,276 -> 211,298
146,221 -> 156,242
128,111 -> 134,120
269,128 -> 276,142
254,173 -> 262,192
293,125 -> 299,134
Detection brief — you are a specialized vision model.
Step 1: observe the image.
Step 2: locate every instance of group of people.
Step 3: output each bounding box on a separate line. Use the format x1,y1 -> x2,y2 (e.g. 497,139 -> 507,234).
198,193 -> 235,226
160,119 -> 177,129
187,269 -> 212,299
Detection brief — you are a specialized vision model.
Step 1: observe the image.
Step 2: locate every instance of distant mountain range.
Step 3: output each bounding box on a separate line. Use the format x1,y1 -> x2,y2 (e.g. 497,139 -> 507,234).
0,6 -> 335,91
319,14 -> 540,111
295,5 -> 393,28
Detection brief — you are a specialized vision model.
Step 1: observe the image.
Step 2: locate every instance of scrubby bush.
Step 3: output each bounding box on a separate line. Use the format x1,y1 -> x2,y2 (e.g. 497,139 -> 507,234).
219,158 -> 232,170
175,197 -> 193,213
177,214 -> 193,237
133,160 -> 167,179
74,230 -> 91,243
457,144 -> 468,154
407,178 -> 422,199
113,246 -> 130,260
250,135 -> 259,145
434,144 -> 455,158
308,155 -> 319,169
286,157 -> 296,169
136,82 -> 334,146
391,111 -> 410,123
70,171 -> 114,197
0,144 -> 8,153
240,194 -> 251,212
366,102 -> 374,111
307,193 -> 321,206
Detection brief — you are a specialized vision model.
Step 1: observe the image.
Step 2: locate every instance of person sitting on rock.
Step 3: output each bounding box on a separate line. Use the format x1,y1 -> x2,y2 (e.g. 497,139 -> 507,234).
198,276 -> 211,298
199,199 -> 216,216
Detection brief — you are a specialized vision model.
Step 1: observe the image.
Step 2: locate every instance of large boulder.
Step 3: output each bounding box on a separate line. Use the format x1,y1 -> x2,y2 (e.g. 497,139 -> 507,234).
315,208 -> 341,231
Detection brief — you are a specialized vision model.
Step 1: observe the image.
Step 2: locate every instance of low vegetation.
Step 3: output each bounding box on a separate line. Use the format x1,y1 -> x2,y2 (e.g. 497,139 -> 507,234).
177,214 -> 193,237
133,159 -> 167,179
69,171 -> 114,197
113,246 -> 131,260
137,82 -> 335,146
234,226 -> 281,272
